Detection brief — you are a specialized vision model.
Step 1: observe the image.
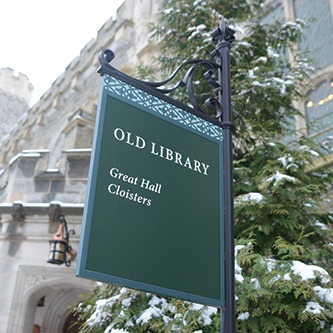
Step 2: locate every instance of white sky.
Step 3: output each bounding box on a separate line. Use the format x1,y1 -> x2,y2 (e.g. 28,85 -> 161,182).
0,0 -> 124,105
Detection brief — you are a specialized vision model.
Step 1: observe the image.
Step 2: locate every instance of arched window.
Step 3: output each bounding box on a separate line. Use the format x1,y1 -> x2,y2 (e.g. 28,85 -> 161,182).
305,78 -> 333,145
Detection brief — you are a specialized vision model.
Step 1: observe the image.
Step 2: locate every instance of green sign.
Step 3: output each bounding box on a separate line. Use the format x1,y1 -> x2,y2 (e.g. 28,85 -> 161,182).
76,73 -> 225,307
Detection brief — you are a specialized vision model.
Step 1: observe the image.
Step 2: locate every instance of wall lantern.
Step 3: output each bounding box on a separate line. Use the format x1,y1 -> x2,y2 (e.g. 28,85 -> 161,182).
47,215 -> 76,266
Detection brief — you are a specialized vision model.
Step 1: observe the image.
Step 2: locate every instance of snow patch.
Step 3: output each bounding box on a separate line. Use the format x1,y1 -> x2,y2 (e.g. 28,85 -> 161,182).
291,261 -> 330,284
200,307 -> 217,326
303,301 -> 324,314
235,245 -> 246,255
135,295 -> 171,326
237,312 -> 250,320
187,24 -> 208,39
235,192 -> 264,205
87,299 -> 112,326
267,46 -> 279,58
136,307 -> 158,325
251,278 -> 261,289
278,155 -> 298,170
121,298 -> 132,307
235,245 -> 246,283
313,286 -> 333,304
105,329 -> 129,333
190,303 -> 204,311
163,8 -> 173,14
235,271 -> 244,283
284,273 -> 291,281
315,221 -> 329,230
256,56 -> 267,63
299,145 -> 320,157
262,258 -> 277,272
266,171 -> 296,186
189,303 -> 217,325
248,69 -> 257,78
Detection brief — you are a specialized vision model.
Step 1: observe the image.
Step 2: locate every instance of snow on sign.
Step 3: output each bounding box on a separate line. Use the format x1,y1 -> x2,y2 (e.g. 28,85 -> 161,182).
76,72 -> 225,307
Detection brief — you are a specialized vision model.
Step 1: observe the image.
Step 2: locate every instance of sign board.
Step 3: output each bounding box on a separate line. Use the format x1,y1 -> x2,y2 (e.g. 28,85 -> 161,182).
76,73 -> 225,307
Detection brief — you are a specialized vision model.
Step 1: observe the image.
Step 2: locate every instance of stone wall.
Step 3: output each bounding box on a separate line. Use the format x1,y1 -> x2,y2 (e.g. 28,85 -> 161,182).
0,68 -> 33,141
0,67 -> 33,105
0,1 -> 163,332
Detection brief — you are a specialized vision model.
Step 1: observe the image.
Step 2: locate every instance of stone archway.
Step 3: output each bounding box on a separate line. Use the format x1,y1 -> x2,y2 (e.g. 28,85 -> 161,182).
38,286 -> 88,332
7,265 -> 93,333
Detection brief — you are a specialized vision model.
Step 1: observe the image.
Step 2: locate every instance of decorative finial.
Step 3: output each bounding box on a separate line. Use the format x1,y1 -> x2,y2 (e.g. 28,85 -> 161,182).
211,16 -> 236,45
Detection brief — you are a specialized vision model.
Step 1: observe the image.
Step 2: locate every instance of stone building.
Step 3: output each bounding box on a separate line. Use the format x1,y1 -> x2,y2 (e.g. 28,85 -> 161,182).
0,0 -> 332,332
0,0 -> 163,332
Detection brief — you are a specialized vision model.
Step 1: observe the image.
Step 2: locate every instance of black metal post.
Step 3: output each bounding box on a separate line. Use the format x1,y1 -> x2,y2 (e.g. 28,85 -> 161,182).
212,18 -> 235,333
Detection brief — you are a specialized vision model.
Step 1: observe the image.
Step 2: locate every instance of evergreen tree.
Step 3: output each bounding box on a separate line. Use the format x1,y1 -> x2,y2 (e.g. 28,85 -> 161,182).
73,0 -> 333,332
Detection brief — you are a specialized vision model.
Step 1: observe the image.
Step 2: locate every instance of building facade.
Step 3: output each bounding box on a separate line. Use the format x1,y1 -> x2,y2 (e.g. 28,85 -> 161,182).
0,0 -> 332,332
0,1 -> 163,332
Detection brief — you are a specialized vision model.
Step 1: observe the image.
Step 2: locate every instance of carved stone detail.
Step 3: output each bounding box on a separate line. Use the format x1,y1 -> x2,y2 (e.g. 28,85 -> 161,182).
48,203 -> 61,223
11,203 -> 25,222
